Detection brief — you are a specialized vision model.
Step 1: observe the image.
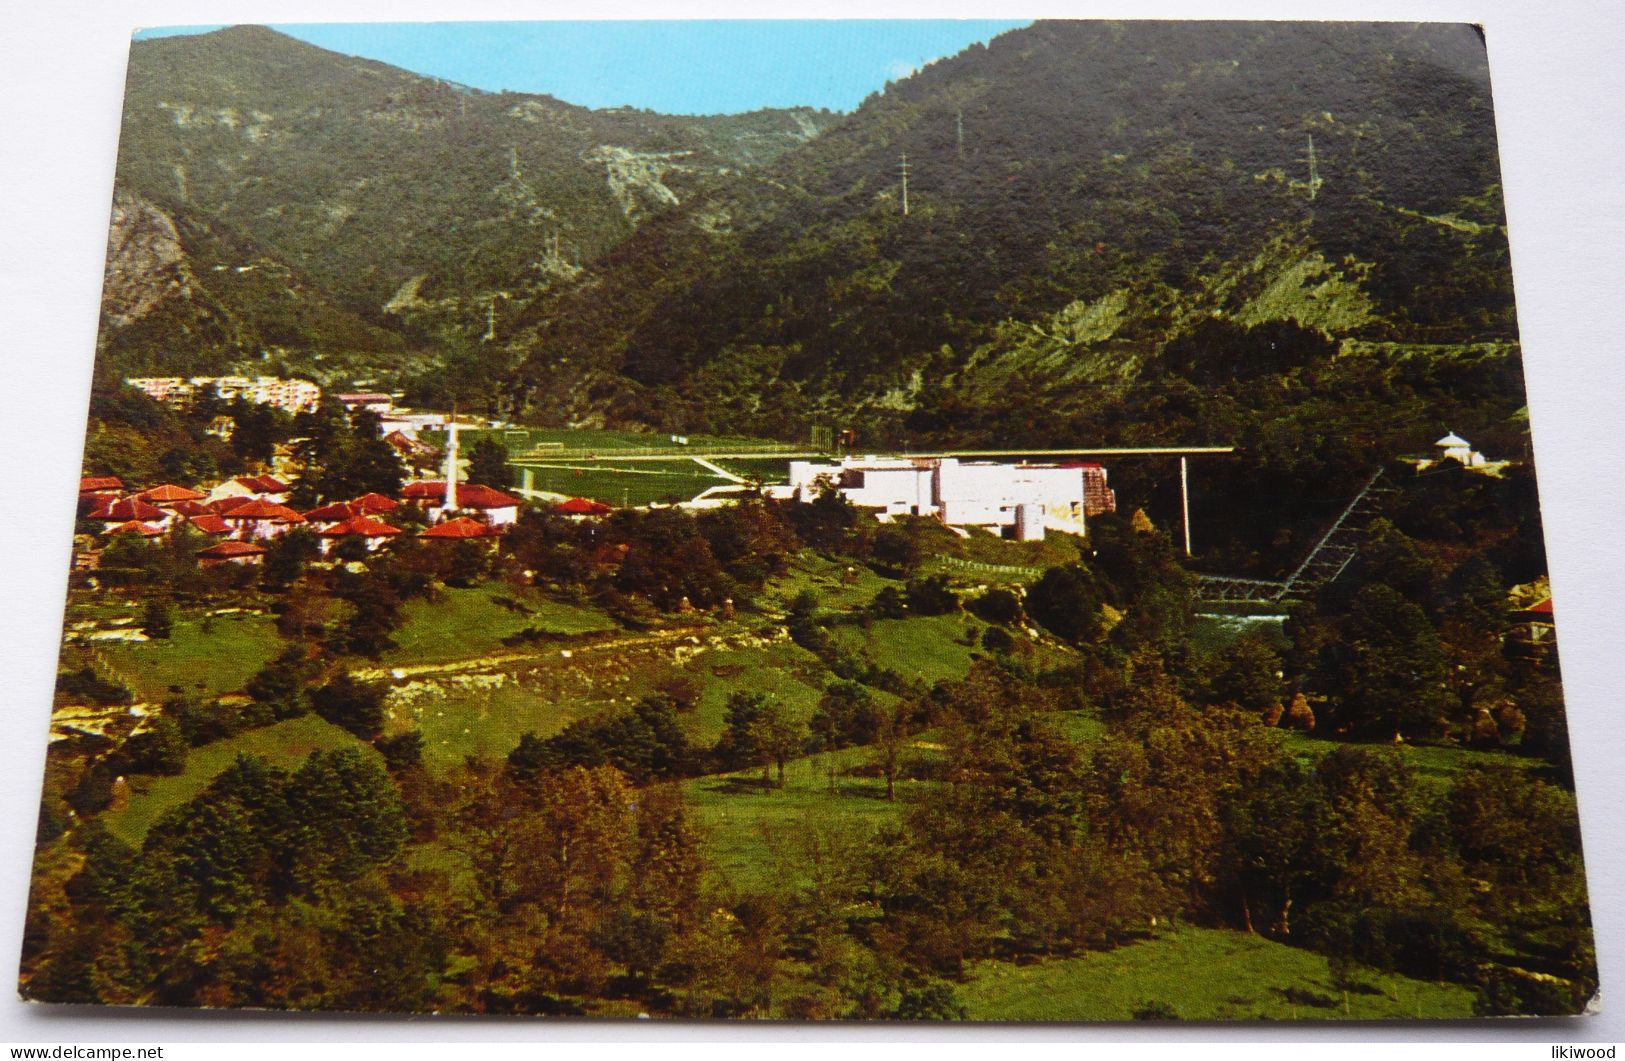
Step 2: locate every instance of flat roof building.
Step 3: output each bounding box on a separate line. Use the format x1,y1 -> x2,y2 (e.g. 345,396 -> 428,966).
786,456 -> 1115,541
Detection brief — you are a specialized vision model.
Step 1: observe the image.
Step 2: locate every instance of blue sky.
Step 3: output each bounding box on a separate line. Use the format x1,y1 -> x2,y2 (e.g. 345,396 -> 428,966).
132,21 -> 1029,114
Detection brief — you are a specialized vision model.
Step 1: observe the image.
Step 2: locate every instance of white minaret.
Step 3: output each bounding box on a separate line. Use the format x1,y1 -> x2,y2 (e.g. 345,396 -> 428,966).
443,417 -> 460,513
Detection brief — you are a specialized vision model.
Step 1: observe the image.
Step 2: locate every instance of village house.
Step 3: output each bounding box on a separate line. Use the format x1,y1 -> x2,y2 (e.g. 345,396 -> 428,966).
419,516 -> 502,542
79,475 -> 123,499
384,430 -> 440,474
315,514 -> 404,554
784,456 -> 1117,541
207,475 -> 292,505
106,520 -> 166,539
402,481 -> 523,526
220,498 -> 307,541
400,418 -> 521,527
556,496 -> 614,518
336,392 -> 395,416
351,493 -> 402,516
135,483 -> 208,514
197,539 -> 268,567
184,513 -> 233,537
87,496 -> 169,531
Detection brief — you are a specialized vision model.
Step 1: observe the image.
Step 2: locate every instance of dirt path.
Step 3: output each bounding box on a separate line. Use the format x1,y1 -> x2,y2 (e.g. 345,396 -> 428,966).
352,622 -> 742,682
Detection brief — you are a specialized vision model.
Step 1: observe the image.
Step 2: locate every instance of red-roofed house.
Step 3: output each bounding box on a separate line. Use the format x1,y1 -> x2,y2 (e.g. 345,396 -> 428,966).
107,520 -> 165,538
88,497 -> 167,529
557,496 -> 613,517
77,476 -> 126,517
209,495 -> 255,516
221,499 -> 306,540
185,513 -> 232,536
207,475 -> 291,505
404,480 -> 522,526
79,475 -> 123,496
1507,595 -> 1558,669
419,516 -> 500,541
351,492 -> 402,515
302,501 -> 357,523
168,498 -> 214,517
316,515 -> 403,554
383,430 -> 439,474
1516,597 -> 1556,641
137,483 -> 207,506
198,539 -> 268,567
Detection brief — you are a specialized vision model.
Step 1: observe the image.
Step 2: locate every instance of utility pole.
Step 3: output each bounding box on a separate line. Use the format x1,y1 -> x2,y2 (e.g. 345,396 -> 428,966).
483,296 -> 497,342
955,110 -> 965,161
1180,456 -> 1193,557
1305,133 -> 1321,201
899,152 -> 911,216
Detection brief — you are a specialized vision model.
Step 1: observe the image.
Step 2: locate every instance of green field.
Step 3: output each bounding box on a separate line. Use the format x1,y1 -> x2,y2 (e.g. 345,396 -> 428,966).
683,640 -> 832,744
710,457 -> 791,483
398,679 -> 613,772
383,586 -> 615,665
106,715 -> 372,845
1285,733 -> 1542,792
828,613 -> 983,687
768,554 -> 901,614
450,427 -> 788,454
683,745 -> 909,890
514,462 -> 731,506
90,612 -> 281,702
960,925 -> 1478,1020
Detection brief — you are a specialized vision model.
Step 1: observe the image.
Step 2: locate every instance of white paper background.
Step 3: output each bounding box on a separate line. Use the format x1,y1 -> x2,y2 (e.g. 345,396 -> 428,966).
2,0 -> 1621,1044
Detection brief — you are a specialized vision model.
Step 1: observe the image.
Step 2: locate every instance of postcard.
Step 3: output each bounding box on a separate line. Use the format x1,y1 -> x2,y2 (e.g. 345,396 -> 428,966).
21,20 -> 1595,1020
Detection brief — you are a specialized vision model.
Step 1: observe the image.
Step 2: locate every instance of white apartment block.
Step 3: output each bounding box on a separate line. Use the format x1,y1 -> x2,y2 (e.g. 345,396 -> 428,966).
786,456 -> 1115,541
125,375 -> 323,415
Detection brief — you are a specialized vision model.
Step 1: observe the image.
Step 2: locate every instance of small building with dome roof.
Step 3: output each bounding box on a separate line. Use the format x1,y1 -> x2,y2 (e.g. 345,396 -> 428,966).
1435,431 -> 1487,468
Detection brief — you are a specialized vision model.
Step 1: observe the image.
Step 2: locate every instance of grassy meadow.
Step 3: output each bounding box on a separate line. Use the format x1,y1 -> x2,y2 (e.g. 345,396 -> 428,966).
959,926 -> 1478,1021
105,714 -> 373,846
87,611 -> 281,702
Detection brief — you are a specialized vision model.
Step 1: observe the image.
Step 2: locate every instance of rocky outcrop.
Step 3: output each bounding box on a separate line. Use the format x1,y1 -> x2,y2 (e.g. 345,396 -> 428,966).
100,190 -> 194,331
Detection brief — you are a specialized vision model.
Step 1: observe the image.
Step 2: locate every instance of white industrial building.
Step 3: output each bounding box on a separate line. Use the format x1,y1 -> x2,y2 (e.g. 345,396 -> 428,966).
784,456 -> 1116,541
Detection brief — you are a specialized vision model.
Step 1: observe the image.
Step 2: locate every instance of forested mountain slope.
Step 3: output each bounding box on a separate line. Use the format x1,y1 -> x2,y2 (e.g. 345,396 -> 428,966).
502,21 -> 1517,442
101,25 -> 835,380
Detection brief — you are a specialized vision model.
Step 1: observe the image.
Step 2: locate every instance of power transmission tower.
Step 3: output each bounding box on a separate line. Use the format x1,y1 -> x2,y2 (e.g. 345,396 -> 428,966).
899,152 -> 911,216
956,110 -> 965,160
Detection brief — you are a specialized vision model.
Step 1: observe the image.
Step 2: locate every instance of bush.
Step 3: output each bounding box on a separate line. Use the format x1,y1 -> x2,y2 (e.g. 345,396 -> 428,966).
893,981 -> 967,1021
375,730 -> 424,772
1297,904 -> 1482,983
114,717 -> 189,776
1026,565 -> 1102,644
981,626 -> 1015,654
56,668 -> 132,706
969,587 -> 1022,626
246,645 -> 316,720
1131,1000 -> 1180,1021
870,585 -> 908,620
904,575 -> 958,616
140,598 -> 173,639
64,763 -> 115,817
311,672 -> 389,740
164,697 -> 252,747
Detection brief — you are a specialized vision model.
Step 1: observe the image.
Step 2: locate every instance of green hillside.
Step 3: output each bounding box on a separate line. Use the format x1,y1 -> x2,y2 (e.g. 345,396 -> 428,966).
100,25 -> 838,383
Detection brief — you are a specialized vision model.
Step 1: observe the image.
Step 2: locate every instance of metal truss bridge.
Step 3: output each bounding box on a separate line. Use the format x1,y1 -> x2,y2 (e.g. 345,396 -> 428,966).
1196,468 -> 1399,604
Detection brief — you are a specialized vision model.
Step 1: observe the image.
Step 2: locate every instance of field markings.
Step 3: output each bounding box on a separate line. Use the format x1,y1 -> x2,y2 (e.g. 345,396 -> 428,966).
692,456 -> 747,483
